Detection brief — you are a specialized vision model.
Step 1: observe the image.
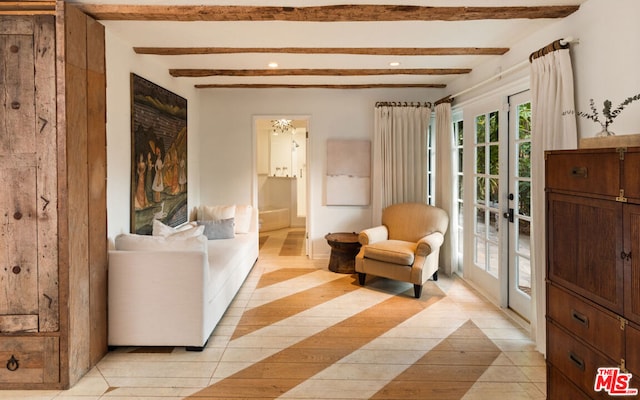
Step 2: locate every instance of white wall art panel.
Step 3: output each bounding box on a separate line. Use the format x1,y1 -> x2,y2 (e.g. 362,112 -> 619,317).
326,139 -> 371,206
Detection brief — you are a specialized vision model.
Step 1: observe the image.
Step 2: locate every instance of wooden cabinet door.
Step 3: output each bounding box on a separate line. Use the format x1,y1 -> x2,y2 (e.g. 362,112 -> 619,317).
624,204 -> 640,325
547,192 -> 624,314
0,16 -> 58,333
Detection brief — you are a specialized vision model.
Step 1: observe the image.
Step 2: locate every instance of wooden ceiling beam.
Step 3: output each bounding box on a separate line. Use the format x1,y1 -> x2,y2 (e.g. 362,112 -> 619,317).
170,68 -> 471,77
195,83 -> 447,89
135,47 -> 510,56
77,4 -> 580,22
0,1 -> 56,15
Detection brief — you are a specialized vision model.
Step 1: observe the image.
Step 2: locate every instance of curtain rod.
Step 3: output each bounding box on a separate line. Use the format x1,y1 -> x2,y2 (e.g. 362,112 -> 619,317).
375,101 -> 432,108
436,37 -> 578,105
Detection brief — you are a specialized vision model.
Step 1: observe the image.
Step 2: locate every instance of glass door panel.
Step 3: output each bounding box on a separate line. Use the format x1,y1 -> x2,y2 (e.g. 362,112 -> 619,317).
464,105 -> 502,301
507,91 -> 532,320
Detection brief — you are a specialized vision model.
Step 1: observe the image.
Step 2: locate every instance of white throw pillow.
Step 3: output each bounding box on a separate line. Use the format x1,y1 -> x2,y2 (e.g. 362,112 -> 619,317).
152,219 -> 198,237
114,233 -> 207,252
168,225 -> 205,239
234,205 -> 253,234
199,205 -> 236,221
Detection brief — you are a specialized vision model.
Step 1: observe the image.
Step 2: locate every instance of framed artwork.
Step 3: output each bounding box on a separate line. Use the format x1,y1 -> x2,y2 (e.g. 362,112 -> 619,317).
130,73 -> 188,234
326,139 -> 371,206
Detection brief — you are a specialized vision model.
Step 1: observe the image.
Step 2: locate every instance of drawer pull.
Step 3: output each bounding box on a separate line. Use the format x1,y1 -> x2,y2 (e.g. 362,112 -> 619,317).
6,355 -> 19,372
570,166 -> 588,178
569,351 -> 585,371
571,309 -> 589,327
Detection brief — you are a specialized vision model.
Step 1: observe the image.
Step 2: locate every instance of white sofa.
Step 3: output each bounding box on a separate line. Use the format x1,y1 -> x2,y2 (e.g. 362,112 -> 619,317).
108,205 -> 258,350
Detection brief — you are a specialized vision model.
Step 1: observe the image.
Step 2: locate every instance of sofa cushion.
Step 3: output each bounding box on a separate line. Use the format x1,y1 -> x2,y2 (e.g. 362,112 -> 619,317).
205,230 -> 257,302
198,218 -> 235,240
169,225 -> 205,239
363,240 -> 416,265
114,233 -> 208,252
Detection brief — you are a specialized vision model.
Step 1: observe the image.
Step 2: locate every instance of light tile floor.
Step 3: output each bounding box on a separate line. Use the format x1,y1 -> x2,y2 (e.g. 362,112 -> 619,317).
1,228 -> 545,399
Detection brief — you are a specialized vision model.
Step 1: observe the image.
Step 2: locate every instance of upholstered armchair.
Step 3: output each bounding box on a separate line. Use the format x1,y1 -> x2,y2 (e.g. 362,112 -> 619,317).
355,202 -> 449,298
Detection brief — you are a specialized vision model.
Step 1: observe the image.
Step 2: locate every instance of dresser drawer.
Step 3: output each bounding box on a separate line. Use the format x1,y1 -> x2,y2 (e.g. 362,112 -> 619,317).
547,283 -> 624,361
626,322 -> 640,376
548,364 -> 592,400
623,151 -> 640,202
0,336 -> 59,384
546,150 -> 620,197
547,321 -> 618,400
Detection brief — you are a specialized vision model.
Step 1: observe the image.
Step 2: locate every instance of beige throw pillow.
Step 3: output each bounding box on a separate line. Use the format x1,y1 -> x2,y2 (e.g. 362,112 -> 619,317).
200,205 -> 236,221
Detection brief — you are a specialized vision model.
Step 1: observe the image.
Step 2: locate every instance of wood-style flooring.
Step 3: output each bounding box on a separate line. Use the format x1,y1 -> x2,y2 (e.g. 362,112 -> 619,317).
3,228 -> 545,399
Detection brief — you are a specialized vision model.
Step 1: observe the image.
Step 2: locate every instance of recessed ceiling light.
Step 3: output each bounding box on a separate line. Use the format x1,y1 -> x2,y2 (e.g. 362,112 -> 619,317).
268,62 -> 279,68
389,61 -> 401,67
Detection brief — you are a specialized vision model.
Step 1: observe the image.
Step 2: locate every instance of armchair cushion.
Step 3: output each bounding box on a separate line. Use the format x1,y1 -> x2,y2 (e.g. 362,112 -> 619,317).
363,240 -> 416,265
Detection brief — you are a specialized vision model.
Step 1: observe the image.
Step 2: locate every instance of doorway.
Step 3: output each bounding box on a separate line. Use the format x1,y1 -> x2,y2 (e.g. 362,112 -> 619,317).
255,117 -> 309,255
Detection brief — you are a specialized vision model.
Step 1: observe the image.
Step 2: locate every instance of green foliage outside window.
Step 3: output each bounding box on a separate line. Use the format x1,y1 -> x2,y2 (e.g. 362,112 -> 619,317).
474,105 -> 532,217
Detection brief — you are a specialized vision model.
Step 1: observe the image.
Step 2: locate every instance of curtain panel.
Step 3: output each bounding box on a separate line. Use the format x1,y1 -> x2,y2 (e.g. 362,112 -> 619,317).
435,101 -> 454,275
529,46 -> 577,355
372,104 -> 432,224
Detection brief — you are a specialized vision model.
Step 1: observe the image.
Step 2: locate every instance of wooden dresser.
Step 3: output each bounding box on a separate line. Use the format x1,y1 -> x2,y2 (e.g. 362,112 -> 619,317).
0,4 -> 107,389
546,147 -> 640,398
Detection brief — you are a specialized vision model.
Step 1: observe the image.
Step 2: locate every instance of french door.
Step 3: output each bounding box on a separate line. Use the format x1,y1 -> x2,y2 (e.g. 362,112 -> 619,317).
506,91 -> 532,320
464,102 -> 502,302
462,92 -> 532,320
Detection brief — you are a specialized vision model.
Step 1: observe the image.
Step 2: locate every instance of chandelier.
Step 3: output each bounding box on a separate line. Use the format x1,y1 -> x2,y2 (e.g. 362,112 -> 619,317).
271,119 -> 295,135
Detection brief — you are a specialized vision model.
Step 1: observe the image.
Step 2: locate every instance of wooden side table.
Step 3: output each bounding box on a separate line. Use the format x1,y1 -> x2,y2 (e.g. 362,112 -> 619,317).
325,232 -> 361,274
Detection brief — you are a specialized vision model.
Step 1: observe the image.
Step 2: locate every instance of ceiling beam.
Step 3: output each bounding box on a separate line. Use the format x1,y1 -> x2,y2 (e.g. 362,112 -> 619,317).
135,47 -> 510,56
77,4 -> 580,22
195,83 -> 447,89
0,1 -> 55,15
170,68 -> 472,77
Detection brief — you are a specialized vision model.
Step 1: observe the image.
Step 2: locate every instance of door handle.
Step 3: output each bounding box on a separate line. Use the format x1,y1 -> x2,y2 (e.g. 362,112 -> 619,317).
503,208 -> 514,223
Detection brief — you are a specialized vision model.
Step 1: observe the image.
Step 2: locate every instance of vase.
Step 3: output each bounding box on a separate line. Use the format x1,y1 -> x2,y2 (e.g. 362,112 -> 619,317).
596,127 -> 615,137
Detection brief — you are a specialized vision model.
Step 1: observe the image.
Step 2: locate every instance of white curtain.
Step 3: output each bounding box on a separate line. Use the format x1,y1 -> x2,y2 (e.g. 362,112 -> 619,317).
372,104 -> 432,224
435,101 -> 454,275
530,45 -> 577,355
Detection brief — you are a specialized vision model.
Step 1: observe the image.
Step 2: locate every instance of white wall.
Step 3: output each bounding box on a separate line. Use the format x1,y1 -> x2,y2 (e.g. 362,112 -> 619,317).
104,0 -> 639,253
197,88 -> 443,257
105,29 -> 201,238
447,0 -> 640,138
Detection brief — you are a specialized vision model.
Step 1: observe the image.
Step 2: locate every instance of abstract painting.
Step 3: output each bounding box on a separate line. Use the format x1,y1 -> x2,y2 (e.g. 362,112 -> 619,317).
326,139 -> 371,206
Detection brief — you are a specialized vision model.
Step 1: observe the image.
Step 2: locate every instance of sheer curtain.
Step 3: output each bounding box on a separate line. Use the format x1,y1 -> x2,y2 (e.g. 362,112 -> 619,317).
434,100 -> 454,275
529,40 -> 577,354
372,103 -> 432,224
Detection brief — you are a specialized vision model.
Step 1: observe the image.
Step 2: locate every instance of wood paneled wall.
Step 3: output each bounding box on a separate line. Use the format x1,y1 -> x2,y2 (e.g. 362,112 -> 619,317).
57,1 -> 107,387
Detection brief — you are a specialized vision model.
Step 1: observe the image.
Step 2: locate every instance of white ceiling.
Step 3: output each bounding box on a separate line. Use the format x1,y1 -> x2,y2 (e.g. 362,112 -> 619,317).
68,0 -> 588,88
